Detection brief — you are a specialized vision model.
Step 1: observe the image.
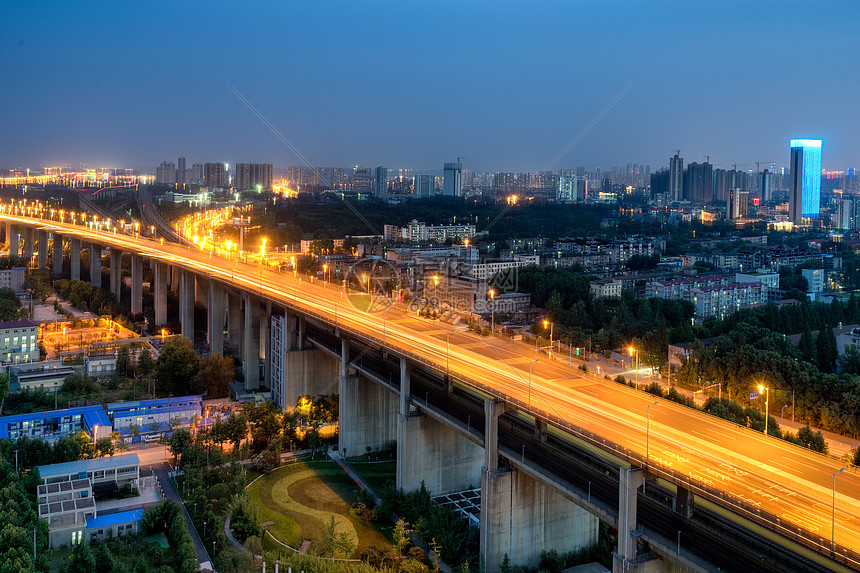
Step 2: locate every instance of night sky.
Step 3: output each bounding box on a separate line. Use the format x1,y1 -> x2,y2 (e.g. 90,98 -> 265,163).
2,0 -> 858,172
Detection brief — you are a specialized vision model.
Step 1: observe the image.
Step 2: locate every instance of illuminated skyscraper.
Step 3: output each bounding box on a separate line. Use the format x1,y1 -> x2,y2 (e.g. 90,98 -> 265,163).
788,139 -> 822,224
669,152 -> 684,201
443,162 -> 462,196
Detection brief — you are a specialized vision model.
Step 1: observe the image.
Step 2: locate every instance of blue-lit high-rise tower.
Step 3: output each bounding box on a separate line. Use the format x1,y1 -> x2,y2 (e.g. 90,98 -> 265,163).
788,139 -> 822,224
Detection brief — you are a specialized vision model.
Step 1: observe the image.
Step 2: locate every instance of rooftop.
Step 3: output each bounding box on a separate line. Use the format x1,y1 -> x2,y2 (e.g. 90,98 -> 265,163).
0,319 -> 38,329
0,405 -> 111,439
86,508 -> 144,530
37,453 -> 140,479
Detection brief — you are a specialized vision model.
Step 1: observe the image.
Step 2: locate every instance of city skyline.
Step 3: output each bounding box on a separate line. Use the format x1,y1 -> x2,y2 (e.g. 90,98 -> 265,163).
2,1 -> 859,171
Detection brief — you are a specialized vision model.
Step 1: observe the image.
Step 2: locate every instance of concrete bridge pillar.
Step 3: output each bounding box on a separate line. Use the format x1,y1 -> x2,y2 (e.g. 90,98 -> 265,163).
153,261 -> 168,326
22,226 -> 34,263
480,400 -> 598,571
37,230 -> 48,269
338,338 -> 398,457
109,248 -> 122,298
91,244 -> 103,287
195,275 -> 208,305
169,265 -> 180,292
130,255 -> 143,315
52,233 -> 63,276
4,222 -> 9,249
243,293 -> 260,390
227,291 -> 242,350
69,238 -> 80,281
207,280 -> 225,356
297,315 -> 306,350
8,224 -> 19,258
262,301 -> 272,388
613,468 -> 645,572
396,357 -> 483,494
180,270 -> 195,340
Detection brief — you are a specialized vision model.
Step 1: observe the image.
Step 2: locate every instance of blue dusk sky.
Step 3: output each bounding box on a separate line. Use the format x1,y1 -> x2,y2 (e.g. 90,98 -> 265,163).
1,0 -> 858,173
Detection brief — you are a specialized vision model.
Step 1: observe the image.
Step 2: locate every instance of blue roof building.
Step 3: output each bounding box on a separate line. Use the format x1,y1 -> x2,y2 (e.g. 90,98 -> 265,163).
107,395 -> 202,437
0,405 -> 111,441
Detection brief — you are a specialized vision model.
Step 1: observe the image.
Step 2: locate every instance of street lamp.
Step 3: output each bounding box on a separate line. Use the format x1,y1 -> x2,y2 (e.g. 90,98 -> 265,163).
758,384 -> 770,435
489,289 -> 495,332
833,467 -> 846,553
433,275 -> 439,307
646,401 -> 659,467
629,346 -> 639,389
528,359 -> 539,408
323,263 -> 328,286
543,319 -> 553,354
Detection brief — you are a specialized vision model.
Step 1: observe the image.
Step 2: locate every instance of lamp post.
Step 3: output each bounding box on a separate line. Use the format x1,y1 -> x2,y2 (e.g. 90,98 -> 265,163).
781,404 -> 788,427
543,319 -> 553,354
758,384 -> 769,435
433,275 -> 439,308
323,263 -> 328,287
646,401 -> 659,467
528,359 -> 539,408
489,289 -> 495,332
629,346 -> 639,389
833,467 -> 846,554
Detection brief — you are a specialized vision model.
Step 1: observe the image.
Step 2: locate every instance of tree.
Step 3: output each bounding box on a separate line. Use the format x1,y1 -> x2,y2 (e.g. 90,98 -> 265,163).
225,413 -> 248,451
169,428 -> 193,461
116,346 -> 131,377
136,348 -> 155,377
0,287 -> 23,321
155,337 -> 201,394
68,541 -> 97,573
394,518 -> 412,560
193,354 -> 234,397
23,270 -> 52,302
817,326 -> 838,373
0,373 -> 9,415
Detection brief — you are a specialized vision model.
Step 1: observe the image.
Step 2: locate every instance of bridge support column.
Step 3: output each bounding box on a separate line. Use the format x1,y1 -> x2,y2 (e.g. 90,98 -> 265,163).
243,294 -> 260,390
480,400 -> 598,571
396,358 -> 483,494
613,468 -> 645,572
296,315 -> 306,350
109,248 -> 122,298
37,230 -> 48,269
207,280 -> 225,356
90,244 -> 103,286
271,312 -> 338,410
169,265 -> 180,292
130,255 -> 143,316
675,485 -> 694,519
22,227 -> 34,263
153,262 -> 168,326
52,233 -> 63,276
180,270 -> 195,340
8,224 -> 19,258
69,238 -> 80,281
195,275 -> 207,305
338,338 -> 397,457
262,301 -> 271,388
227,291 -> 242,351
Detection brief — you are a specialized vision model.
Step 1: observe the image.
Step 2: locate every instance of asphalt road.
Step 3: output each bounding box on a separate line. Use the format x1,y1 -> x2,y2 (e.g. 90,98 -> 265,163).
7,211 -> 860,560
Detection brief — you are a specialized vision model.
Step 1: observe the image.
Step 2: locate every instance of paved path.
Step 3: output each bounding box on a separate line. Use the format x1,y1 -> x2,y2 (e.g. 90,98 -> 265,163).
147,463 -> 213,571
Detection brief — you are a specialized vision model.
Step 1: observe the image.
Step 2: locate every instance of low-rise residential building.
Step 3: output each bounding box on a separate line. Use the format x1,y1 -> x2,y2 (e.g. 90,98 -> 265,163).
37,454 -> 142,548
0,405 -> 111,442
645,276 -> 729,300
106,395 -> 203,439
0,266 -> 26,292
11,363 -> 80,393
802,268 -> 824,295
590,279 -> 622,299
685,281 -> 767,320
86,354 -> 117,377
736,271 -> 780,301
0,319 -> 39,364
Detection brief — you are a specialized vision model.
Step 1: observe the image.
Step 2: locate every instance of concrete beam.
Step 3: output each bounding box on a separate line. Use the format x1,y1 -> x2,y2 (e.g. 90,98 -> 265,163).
8,224 -> 19,258
484,398 -> 511,472
52,233 -> 63,277
180,270 -> 195,340
481,467 -> 599,571
69,238 -> 80,281
37,230 -> 48,269
614,468 -> 645,571
109,248 -> 122,298
243,293 -> 260,390
153,261 -> 168,326
262,300 -> 272,387
397,356 -> 483,494
207,280 -> 225,356
130,255 -> 143,315
91,244 -> 103,287
22,227 -> 34,262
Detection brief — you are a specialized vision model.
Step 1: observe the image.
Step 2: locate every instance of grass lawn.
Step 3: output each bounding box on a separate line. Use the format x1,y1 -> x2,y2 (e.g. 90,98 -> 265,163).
347,459 -> 396,493
246,460 -> 392,557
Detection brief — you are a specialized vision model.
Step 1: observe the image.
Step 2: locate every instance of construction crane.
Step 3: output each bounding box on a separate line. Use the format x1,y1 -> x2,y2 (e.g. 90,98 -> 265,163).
673,149 -> 681,157
456,156 -> 466,164
755,161 -> 775,173
703,155 -> 711,163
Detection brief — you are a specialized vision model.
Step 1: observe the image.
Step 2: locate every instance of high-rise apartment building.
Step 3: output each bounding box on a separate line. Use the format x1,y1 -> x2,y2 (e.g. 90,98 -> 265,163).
415,174 -> 435,198
669,152 -> 684,201
683,161 -> 713,203
837,196 -> 860,230
557,174 -> 576,202
788,139 -> 822,224
177,157 -> 186,184
234,163 -> 273,191
191,163 -> 204,182
204,162 -> 226,188
727,189 -> 749,220
352,167 -> 373,194
759,169 -> 773,202
374,166 -> 388,195
443,162 -> 463,196
156,161 -> 176,184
